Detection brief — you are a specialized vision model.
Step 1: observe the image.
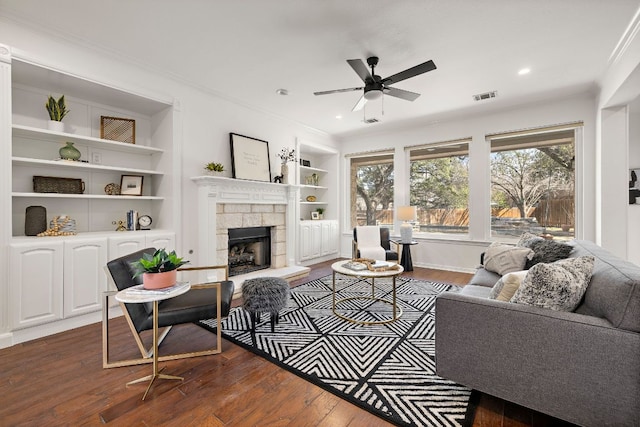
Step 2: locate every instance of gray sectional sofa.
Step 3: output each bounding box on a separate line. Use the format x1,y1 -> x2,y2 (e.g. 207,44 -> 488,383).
435,240 -> 640,427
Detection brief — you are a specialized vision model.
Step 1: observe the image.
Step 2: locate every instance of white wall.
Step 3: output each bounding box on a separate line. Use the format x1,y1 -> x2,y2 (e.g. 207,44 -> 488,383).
338,94 -> 597,272
0,20 -> 338,266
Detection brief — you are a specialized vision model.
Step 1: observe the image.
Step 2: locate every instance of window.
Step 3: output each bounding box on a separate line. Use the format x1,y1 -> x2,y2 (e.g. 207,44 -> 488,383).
490,126 -> 577,240
408,141 -> 470,235
350,152 -> 394,228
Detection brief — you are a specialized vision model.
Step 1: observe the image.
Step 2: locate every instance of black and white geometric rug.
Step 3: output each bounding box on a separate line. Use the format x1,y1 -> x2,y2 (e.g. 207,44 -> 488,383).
199,274 -> 475,427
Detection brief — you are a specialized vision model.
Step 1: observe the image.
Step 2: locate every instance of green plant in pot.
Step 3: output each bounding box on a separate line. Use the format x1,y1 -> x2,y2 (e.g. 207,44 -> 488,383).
316,208 -> 325,219
204,162 -> 224,174
130,248 -> 189,289
45,95 -> 70,132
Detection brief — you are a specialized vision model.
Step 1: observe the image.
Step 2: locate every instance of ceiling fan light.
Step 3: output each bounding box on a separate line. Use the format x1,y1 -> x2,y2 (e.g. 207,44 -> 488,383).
364,89 -> 382,100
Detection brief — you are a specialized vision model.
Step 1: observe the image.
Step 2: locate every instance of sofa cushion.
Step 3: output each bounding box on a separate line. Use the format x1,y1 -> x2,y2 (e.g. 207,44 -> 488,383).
516,231 -> 544,248
468,267 -> 502,288
572,240 -> 640,332
511,256 -> 595,311
525,239 -> 573,269
483,243 -> 533,275
489,270 -> 528,301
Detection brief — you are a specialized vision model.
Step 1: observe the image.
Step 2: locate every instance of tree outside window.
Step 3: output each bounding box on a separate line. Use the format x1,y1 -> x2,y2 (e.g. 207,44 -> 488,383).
350,153 -> 394,227
490,128 -> 576,239
409,141 -> 470,235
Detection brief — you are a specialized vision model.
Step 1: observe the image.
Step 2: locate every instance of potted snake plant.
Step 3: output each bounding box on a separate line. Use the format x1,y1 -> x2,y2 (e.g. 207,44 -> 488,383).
130,248 -> 189,289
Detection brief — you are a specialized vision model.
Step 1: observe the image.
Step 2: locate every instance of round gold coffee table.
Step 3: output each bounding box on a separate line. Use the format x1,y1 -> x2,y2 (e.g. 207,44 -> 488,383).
331,261 -> 404,325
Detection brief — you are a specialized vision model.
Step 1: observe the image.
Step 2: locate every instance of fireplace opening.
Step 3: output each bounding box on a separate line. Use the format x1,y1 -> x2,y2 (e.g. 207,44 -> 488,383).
227,226 -> 271,277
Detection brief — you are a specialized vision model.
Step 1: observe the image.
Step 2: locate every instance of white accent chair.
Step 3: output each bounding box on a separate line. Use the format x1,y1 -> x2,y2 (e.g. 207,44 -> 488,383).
352,226 -> 399,261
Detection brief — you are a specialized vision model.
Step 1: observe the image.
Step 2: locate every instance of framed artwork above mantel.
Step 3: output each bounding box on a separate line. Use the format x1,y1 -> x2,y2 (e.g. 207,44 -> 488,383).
230,133 -> 272,182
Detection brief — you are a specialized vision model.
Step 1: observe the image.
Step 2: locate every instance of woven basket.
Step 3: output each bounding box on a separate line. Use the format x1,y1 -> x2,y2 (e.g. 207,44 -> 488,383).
33,176 -> 85,194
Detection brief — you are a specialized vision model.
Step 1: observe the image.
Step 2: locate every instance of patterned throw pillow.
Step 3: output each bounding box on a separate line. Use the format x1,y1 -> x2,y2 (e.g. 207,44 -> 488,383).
483,243 -> 534,276
511,256 -> 595,311
489,270 -> 528,301
525,239 -> 573,269
516,231 -> 544,248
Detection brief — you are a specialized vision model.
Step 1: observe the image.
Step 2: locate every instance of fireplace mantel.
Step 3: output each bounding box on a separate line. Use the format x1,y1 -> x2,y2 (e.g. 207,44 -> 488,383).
191,176 -> 298,270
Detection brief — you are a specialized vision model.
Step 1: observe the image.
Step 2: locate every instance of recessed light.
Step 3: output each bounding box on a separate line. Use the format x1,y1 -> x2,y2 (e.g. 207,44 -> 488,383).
518,68 -> 531,75
275,88 -> 289,95
335,115 -> 343,119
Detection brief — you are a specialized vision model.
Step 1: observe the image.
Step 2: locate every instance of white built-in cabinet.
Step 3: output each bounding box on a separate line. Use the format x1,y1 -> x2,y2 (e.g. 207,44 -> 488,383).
9,231 -> 174,330
299,220 -> 339,261
295,139 -> 340,263
1,45 -> 178,344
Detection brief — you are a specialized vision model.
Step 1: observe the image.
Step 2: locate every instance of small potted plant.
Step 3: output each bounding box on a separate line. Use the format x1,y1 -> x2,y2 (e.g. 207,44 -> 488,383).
316,208 -> 325,220
45,95 -> 70,132
204,162 -> 224,175
130,248 -> 189,289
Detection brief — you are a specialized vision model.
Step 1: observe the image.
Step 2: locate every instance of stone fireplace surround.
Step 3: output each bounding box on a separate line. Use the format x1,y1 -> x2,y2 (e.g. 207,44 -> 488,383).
192,176 -> 309,295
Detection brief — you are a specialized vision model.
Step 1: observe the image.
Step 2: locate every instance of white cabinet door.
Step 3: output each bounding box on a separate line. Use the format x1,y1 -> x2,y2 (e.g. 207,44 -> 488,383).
146,232 -> 175,251
9,241 -> 64,329
299,222 -> 314,260
322,221 -> 340,255
108,234 -> 146,259
310,222 -> 322,258
320,221 -> 331,256
63,237 -> 108,317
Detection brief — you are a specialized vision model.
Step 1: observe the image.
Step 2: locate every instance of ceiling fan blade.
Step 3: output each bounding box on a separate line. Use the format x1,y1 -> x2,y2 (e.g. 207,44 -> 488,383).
384,87 -> 421,101
347,59 -> 373,83
381,60 -> 436,85
352,95 -> 367,112
314,87 -> 363,96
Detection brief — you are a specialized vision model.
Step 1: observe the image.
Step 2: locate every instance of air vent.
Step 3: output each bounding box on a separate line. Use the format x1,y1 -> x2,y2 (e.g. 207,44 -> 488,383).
473,91 -> 497,102
363,118 -> 380,124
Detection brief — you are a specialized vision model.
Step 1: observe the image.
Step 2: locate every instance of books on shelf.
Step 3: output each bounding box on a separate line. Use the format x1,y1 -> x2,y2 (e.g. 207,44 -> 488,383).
126,209 -> 138,231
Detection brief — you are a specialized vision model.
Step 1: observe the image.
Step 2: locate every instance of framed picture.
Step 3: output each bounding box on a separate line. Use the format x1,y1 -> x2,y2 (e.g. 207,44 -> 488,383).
101,116 -> 136,144
311,211 -> 320,220
120,175 -> 144,196
230,133 -> 271,182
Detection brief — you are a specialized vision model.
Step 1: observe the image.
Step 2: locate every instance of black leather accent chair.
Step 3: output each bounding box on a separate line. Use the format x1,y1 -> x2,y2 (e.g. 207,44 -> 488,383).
352,226 -> 399,261
102,247 -> 235,368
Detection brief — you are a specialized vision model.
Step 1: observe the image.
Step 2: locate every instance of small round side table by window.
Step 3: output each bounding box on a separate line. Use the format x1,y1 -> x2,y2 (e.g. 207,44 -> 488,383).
392,240 -> 418,272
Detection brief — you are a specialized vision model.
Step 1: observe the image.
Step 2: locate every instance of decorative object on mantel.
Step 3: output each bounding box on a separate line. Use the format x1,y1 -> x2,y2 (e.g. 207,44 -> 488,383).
25,205 -> 47,236
59,141 -> 81,161
273,174 -> 283,183
100,116 -> 136,144
104,182 -> 120,195
204,162 -> 224,175
45,94 -> 69,132
230,133 -> 272,182
37,215 -> 77,236
130,248 -> 189,289
277,147 -> 296,184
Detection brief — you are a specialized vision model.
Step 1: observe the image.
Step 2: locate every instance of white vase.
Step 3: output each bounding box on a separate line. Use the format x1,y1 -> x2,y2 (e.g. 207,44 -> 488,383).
281,163 -> 288,184
47,120 -> 65,133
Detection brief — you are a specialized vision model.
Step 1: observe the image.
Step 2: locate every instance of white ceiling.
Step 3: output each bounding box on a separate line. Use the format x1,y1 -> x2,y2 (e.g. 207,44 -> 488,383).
1,0 -> 638,137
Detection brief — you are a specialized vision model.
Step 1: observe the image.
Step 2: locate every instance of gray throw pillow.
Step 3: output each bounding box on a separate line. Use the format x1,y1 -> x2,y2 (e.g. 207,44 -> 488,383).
483,243 -> 533,275
516,231 -> 544,248
511,256 -> 595,311
525,239 -> 573,269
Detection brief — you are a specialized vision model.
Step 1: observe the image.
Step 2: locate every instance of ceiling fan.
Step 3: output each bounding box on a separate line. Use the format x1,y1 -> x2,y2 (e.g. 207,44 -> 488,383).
314,56 -> 436,111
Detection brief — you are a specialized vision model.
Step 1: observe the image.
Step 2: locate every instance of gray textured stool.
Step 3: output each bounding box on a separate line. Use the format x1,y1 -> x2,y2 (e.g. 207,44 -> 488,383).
242,277 -> 290,332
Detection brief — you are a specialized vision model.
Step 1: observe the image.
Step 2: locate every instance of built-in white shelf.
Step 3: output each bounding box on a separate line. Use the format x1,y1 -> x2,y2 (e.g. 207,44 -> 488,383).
12,157 -> 162,175
299,184 -> 328,190
300,201 -> 328,205
12,192 -> 164,200
13,124 -> 164,155
300,165 -> 328,174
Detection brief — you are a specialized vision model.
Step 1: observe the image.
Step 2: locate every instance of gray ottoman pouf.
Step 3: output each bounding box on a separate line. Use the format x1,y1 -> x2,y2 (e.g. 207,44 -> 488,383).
242,277 -> 290,332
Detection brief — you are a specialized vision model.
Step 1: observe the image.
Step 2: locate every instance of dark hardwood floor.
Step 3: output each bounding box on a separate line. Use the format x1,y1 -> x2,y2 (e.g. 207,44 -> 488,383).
0,259 -> 572,426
